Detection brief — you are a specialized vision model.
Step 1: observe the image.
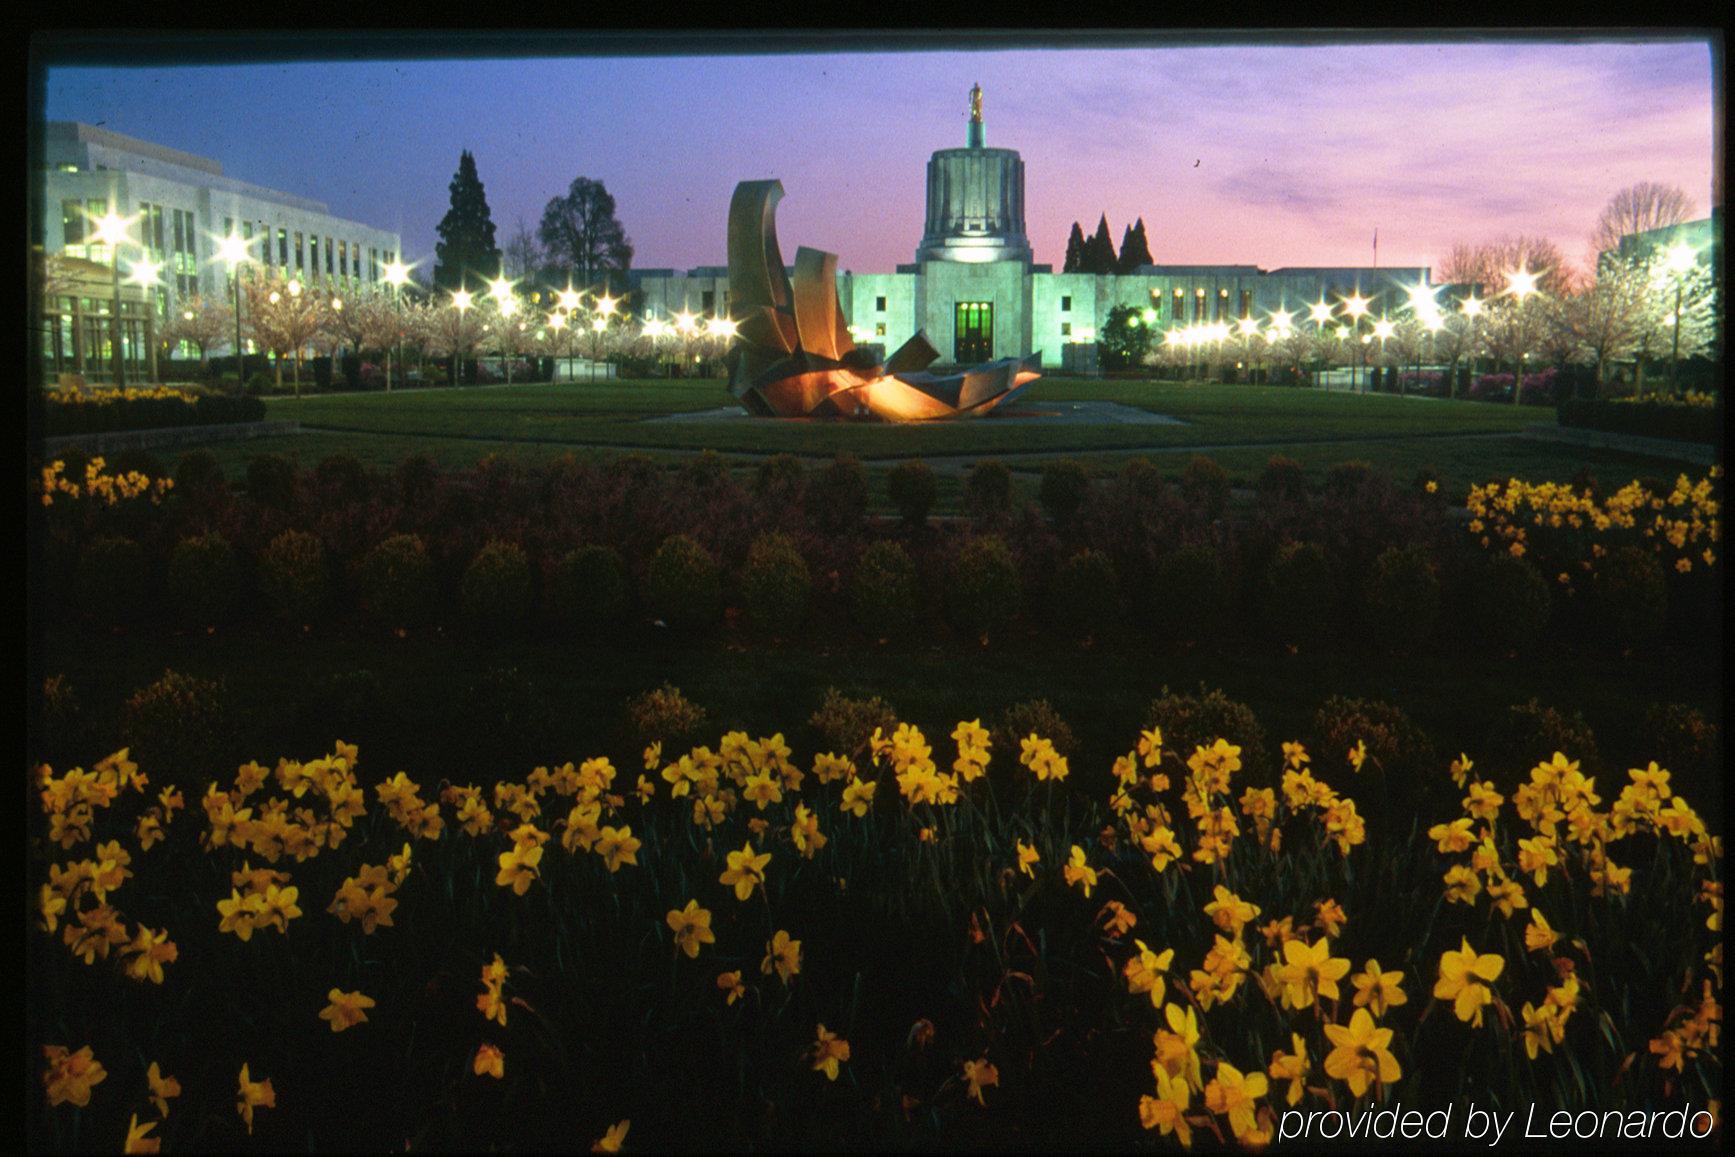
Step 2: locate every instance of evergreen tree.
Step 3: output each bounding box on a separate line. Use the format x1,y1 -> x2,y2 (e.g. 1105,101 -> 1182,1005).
1086,214 -> 1116,274
1062,223 -> 1087,273
434,150 -> 502,293
1117,218 -> 1154,273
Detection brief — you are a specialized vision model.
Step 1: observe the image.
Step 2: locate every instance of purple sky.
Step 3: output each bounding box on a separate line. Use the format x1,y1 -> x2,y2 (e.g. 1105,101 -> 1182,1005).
42,41 -> 1717,278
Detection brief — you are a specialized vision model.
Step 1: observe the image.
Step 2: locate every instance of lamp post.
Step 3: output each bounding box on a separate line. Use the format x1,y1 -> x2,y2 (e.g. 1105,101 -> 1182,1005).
1341,291 -> 1370,393
555,289 -> 581,382
451,288 -> 474,386
1308,300 -> 1335,390
1371,317 -> 1395,392
382,259 -> 410,391
591,292 -> 619,382
89,210 -> 141,387
1504,266 -> 1540,405
1663,243 -> 1696,393
127,257 -> 163,384
1458,294 -> 1482,399
214,232 -> 253,391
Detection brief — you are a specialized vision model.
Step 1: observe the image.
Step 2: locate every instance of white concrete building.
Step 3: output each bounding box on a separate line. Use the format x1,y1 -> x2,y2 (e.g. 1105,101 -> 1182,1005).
39,121 -> 402,368
630,90 -> 1430,372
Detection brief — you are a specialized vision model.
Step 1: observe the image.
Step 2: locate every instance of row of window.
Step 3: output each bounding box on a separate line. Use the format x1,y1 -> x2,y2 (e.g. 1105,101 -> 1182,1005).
58,199 -> 396,301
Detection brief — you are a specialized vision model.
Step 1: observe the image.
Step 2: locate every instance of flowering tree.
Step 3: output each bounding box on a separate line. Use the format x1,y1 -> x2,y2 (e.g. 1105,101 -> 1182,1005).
421,298 -> 487,386
476,300 -> 538,385
1589,182 -> 1696,262
157,295 -> 235,367
243,274 -> 330,394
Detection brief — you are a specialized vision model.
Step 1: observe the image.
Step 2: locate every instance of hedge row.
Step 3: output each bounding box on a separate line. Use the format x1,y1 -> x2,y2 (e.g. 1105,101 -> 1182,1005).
1557,397 -> 1723,445
66,521 -> 1683,658
43,393 -> 267,436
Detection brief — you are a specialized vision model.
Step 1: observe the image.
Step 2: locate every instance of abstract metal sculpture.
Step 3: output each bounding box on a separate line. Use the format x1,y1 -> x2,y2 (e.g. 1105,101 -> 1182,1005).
723,180 -> 1041,420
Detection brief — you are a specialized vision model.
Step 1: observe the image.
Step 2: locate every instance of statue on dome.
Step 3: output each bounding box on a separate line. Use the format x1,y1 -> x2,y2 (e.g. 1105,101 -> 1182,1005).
969,83 -> 982,122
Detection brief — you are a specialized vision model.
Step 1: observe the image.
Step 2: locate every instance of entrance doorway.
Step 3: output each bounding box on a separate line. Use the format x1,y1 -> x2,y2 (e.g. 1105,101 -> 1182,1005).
954,301 -> 992,363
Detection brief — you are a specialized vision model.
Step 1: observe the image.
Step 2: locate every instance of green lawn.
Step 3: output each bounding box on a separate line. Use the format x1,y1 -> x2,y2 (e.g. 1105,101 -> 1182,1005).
150,377 -> 1699,515
259,378 -> 1544,459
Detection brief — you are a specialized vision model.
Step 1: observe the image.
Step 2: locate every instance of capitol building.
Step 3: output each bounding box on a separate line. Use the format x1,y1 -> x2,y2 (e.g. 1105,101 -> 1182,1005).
631,88 -> 1430,370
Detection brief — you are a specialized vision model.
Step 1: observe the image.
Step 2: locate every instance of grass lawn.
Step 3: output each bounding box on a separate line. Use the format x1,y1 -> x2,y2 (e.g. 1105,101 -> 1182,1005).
153,378 -> 1701,513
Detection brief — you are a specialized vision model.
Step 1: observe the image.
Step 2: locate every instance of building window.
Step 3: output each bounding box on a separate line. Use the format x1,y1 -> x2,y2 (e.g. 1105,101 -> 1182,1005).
1239,290 -> 1252,319
295,232 -> 305,271
1148,290 -> 1163,319
1194,288 -> 1206,322
62,199 -> 86,247
279,229 -> 288,267
338,241 -> 347,277
875,295 -> 887,312
1217,287 -> 1229,322
954,301 -> 993,362
874,322 -> 886,336
1061,295 -> 1072,312
326,237 -> 334,276
702,290 -> 715,311
1061,322 -> 1072,336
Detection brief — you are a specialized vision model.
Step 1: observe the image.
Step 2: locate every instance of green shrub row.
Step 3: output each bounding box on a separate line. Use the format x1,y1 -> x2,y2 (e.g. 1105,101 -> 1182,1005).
43,393 -> 267,436
1557,397 -> 1722,445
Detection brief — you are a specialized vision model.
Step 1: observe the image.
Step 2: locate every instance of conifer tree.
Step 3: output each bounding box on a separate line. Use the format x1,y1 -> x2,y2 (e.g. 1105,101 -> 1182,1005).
1062,223 -> 1087,273
434,150 -> 502,293
1086,214 -> 1116,274
1117,218 -> 1154,273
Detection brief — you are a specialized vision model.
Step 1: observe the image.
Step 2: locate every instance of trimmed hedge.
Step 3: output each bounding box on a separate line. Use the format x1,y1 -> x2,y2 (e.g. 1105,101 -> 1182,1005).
44,393 -> 266,436
1557,398 -> 1722,446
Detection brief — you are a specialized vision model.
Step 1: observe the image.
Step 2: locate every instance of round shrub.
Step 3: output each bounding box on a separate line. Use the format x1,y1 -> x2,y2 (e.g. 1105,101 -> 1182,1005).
626,682 -> 707,749
354,533 -> 437,632
75,535 -> 149,626
991,699 -> 1078,760
108,448 -> 164,480
1641,702 -> 1719,783
1475,553 -> 1551,652
1594,545 -> 1667,649
1146,686 -> 1270,781
1313,694 -> 1436,779
166,532 -> 240,626
850,540 -> 919,639
739,532 -> 812,635
1052,548 -> 1120,641
1180,456 -> 1230,519
460,539 -> 535,635
805,454 -> 869,535
547,544 -> 631,636
394,452 -> 440,507
461,666 -> 552,771
1364,544 -> 1441,646
1151,545 -> 1228,642
944,535 -> 1021,639
678,449 -> 731,492
120,668 -> 229,785
887,460 -> 938,527
257,529 -> 330,625
1261,540 -> 1335,645
1257,454 -> 1308,504
173,448 -> 226,496
754,453 -> 806,504
1120,456 -> 1167,502
963,460 -> 1013,521
1324,460 -> 1375,501
1039,459 -> 1092,526
808,687 -> 898,756
314,453 -> 372,505
645,534 -> 723,632
245,452 -> 299,510
1488,699 -> 1600,775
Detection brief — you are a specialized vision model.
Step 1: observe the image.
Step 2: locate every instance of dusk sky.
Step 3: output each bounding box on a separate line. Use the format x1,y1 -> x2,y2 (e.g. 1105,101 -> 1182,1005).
41,39 -> 1718,279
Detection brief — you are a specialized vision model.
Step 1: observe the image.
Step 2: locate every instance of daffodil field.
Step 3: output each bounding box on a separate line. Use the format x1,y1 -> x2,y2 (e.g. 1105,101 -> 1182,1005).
31,715 -> 1722,1150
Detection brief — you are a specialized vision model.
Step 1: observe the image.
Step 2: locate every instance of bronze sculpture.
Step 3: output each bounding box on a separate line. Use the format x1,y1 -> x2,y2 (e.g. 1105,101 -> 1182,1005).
722,179 -> 1041,421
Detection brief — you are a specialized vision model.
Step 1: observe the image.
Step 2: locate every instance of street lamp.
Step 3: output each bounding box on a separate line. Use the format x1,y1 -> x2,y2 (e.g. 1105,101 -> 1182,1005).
1503,265 -> 1541,405
1664,243 -> 1696,393
451,289 -> 474,385
1341,291 -> 1370,393
89,209 -> 140,386
1308,299 -> 1335,390
127,257 -> 163,384
1372,316 -> 1395,391
214,231 -> 254,391
1458,294 -> 1483,399
382,258 -> 410,391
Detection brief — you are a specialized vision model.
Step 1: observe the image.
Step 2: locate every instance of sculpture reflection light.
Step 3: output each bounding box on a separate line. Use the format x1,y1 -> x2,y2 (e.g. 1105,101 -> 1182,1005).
723,180 -> 1041,420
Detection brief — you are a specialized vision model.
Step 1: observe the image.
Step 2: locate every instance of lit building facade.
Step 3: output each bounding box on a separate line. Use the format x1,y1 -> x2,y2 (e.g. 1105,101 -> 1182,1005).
630,91 -> 1430,370
38,121 -> 402,372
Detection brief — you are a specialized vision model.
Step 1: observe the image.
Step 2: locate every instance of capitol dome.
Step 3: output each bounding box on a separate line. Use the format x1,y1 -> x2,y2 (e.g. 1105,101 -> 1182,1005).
914,84 -> 1033,266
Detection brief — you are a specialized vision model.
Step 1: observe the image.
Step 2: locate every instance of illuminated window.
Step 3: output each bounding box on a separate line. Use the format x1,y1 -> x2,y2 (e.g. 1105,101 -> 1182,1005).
874,322 -> 886,336
1061,322 -> 1072,336
279,228 -> 288,267
295,232 -> 305,270
1194,287 -> 1206,322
